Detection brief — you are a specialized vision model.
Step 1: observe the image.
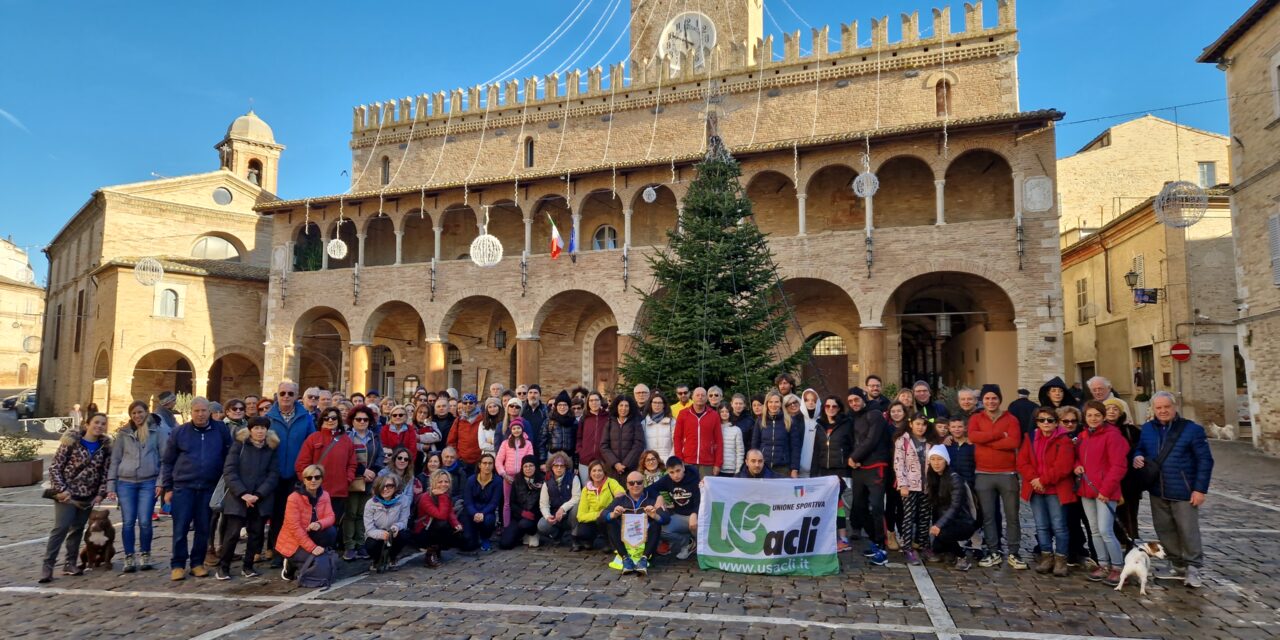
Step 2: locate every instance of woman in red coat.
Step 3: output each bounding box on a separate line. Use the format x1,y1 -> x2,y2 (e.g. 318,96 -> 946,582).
1075,400 -> 1130,585
411,470 -> 464,567
1016,407 -> 1076,577
295,407 -> 357,528
275,464 -> 337,580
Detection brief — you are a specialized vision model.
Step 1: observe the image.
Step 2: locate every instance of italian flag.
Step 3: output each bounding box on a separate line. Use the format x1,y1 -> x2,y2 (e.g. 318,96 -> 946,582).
549,214 -> 565,259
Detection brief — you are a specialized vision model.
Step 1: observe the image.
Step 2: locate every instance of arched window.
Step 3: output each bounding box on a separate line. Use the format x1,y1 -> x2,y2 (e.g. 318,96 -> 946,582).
191,236 -> 241,261
380,156 -> 391,185
524,138 -> 535,168
592,225 -> 618,250
159,289 -> 180,318
247,159 -> 263,185
813,334 -> 847,355
935,80 -> 952,117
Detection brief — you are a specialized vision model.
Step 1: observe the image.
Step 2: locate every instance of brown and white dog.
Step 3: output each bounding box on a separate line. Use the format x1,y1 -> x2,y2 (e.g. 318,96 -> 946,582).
1114,541 -> 1166,596
79,509 -> 116,569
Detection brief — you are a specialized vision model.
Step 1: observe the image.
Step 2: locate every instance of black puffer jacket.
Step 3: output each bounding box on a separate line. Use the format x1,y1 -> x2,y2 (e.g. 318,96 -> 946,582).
849,407 -> 891,467
809,413 -> 853,477
221,429 -> 281,518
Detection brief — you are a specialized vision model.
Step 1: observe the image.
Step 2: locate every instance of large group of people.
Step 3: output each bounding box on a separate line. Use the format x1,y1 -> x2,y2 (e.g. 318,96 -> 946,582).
39,372 -> 1214,589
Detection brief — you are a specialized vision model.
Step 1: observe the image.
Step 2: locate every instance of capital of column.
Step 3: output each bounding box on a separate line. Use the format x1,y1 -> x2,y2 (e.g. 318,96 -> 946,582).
796,193 -> 808,201
349,341 -> 372,347
515,334 -> 540,342
356,233 -> 367,240
394,229 -> 404,236
934,179 -> 946,187
622,207 -> 633,217
859,323 -> 885,330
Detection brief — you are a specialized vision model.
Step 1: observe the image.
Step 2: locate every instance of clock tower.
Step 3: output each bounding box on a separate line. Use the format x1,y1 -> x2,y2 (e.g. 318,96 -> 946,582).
630,0 -> 763,67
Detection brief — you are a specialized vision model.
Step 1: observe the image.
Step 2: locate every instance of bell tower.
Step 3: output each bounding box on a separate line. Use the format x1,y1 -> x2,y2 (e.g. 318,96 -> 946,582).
216,110 -> 285,194
631,0 -> 763,65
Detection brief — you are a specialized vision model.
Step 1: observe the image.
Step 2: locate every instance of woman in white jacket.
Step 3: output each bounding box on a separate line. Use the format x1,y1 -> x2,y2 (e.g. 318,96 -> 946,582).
718,405 -> 745,476
642,392 -> 675,462
363,475 -> 410,572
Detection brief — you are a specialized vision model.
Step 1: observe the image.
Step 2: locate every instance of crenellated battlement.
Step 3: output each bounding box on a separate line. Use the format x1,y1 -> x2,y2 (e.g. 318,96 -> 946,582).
351,0 -> 1016,139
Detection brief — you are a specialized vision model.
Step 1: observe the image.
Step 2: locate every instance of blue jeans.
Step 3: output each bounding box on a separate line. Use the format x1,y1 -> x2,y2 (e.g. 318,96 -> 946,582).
170,487 -> 214,569
117,479 -> 158,555
1029,493 -> 1068,555
1082,497 -> 1124,566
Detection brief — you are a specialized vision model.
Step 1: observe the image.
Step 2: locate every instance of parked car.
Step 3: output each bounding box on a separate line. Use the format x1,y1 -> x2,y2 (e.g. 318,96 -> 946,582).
3,389 -> 34,411
14,390 -> 37,419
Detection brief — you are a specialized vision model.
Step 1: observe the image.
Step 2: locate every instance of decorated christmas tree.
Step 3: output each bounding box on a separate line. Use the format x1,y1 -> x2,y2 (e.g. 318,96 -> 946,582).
620,135 -> 812,396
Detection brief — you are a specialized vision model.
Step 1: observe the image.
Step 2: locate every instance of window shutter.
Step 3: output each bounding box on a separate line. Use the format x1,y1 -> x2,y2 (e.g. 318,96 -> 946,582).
1269,214 -> 1280,286
1132,254 -> 1146,307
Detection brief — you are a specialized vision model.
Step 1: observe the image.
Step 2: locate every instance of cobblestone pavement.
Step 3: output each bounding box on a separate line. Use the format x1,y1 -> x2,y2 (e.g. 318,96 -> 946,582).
0,441 -> 1276,639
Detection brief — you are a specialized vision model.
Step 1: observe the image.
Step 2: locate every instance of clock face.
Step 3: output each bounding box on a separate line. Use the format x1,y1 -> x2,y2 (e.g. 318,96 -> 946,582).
659,11 -> 717,73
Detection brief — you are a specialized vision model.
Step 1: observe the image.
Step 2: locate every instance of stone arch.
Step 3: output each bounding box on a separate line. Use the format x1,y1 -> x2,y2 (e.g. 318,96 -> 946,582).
438,203 -> 478,261
363,214 -> 397,266
529,195 -> 572,256
744,170 -> 796,237
292,221 -> 323,272
943,148 -> 1014,223
128,345 -> 199,402
578,189 -> 624,251
188,231 -> 249,261
864,259 -> 1025,325
803,163 -> 866,233
208,350 -> 263,404
529,287 -> 624,337
326,218 -> 359,268
435,295 -> 518,395
922,69 -> 960,91
779,278 -> 862,393
580,315 -> 620,394
402,209 -> 435,264
292,306 -> 351,390
483,199 -> 524,259
530,289 -> 618,391
629,184 -> 678,247
874,154 -> 938,228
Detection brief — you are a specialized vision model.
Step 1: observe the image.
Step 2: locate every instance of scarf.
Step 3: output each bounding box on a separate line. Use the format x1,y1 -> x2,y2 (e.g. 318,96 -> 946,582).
374,494 -> 399,508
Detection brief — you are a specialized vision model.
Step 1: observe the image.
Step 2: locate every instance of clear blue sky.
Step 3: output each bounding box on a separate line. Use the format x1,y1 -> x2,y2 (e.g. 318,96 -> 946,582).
0,0 -> 1252,283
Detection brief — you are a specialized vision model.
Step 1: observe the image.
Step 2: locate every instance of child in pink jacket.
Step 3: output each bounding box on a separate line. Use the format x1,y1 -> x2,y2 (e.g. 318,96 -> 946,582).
495,418 -> 533,526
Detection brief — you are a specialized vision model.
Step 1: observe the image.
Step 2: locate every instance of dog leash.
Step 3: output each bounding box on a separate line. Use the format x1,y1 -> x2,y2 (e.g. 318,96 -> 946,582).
1080,471 -> 1132,542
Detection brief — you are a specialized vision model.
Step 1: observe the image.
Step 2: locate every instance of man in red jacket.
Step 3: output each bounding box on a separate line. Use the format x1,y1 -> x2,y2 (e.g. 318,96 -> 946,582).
967,384 -> 1026,570
673,387 -> 722,478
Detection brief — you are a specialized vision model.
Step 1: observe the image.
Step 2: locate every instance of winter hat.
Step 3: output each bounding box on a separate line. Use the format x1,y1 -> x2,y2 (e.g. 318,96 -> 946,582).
521,454 -> 538,468
209,401 -> 223,414
927,444 -> 951,464
462,393 -> 478,403
506,397 -> 523,409
1016,388 -> 1031,397
528,384 -> 541,393
1102,397 -> 1131,419
979,384 -> 1002,402
848,387 -> 868,401
157,391 -> 177,405
555,390 -> 571,406
509,417 -> 527,431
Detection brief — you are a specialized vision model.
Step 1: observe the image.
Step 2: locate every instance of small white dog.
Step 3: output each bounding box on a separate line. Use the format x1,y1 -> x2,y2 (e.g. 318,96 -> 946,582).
1114,541 -> 1167,596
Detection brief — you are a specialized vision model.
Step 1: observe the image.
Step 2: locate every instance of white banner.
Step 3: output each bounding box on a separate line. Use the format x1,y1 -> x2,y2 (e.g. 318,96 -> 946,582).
696,476 -> 840,576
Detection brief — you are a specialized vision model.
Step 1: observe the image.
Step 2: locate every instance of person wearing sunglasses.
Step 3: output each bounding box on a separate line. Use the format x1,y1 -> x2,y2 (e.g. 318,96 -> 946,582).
294,408 -> 357,539
379,405 -> 416,465
379,447 -> 419,501
538,451 -> 581,549
362,474 -> 409,573
1016,407 -> 1075,577
1055,405 -> 1095,569
264,381 -> 316,568
748,390 -> 802,479
276,464 -> 337,582
810,396 -> 853,551
341,405 -> 385,561
603,471 -> 670,575
670,384 -> 692,417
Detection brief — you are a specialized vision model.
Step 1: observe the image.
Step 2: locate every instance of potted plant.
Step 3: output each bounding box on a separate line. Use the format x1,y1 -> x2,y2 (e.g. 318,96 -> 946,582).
0,431 -> 43,487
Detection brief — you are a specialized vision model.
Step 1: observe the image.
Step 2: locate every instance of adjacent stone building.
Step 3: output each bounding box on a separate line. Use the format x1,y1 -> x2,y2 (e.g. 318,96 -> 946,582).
36,112 -> 277,419
1061,191 -> 1240,425
254,0 -> 1064,401
0,238 -> 43,388
1057,115 -> 1230,247
1200,0 -> 1280,452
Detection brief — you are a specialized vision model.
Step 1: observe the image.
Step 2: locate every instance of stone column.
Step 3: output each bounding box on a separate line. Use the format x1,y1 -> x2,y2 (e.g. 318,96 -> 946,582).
350,342 -> 372,394
793,194 -> 803,238
356,233 -> 367,267
283,241 -> 295,273
195,375 -> 211,400
934,179 -> 946,225
858,325 -> 887,380
394,230 -> 403,265
677,204 -> 684,233
623,207 -> 633,248
1012,170 -> 1025,223
321,229 -> 331,270
571,213 -> 582,254
516,336 -> 540,386
523,217 -> 533,256
864,195 -> 874,232
426,340 -> 447,391
433,226 -> 443,263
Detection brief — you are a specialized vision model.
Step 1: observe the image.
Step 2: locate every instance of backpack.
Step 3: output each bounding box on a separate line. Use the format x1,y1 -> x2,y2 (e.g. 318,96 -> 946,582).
295,549 -> 338,588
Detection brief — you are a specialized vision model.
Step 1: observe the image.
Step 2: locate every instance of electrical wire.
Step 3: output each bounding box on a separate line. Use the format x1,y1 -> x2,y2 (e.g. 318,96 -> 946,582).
481,0 -> 595,87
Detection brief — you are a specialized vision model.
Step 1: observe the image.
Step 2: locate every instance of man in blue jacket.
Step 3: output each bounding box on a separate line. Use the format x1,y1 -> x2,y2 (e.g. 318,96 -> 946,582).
161,397 -> 232,580
1133,391 -> 1213,588
264,381 -> 316,568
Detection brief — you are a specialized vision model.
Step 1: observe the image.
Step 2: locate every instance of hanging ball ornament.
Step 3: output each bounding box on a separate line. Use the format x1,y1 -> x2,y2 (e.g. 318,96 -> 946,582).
326,238 -> 349,260
1154,181 -> 1207,229
470,234 -> 504,268
852,172 -> 880,198
642,186 -> 658,204
134,257 -> 164,286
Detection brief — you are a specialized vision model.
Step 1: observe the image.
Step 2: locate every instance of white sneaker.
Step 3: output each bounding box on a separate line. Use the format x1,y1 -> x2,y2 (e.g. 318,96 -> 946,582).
524,535 -> 540,548
676,542 -> 694,560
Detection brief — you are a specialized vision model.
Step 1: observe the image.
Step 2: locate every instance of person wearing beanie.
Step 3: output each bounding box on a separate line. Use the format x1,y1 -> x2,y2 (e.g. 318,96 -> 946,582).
495,418 -> 534,527
543,390 -> 578,462
924,443 -> 979,571
447,393 -> 485,468
968,384 -> 1026,569
499,454 -> 545,549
